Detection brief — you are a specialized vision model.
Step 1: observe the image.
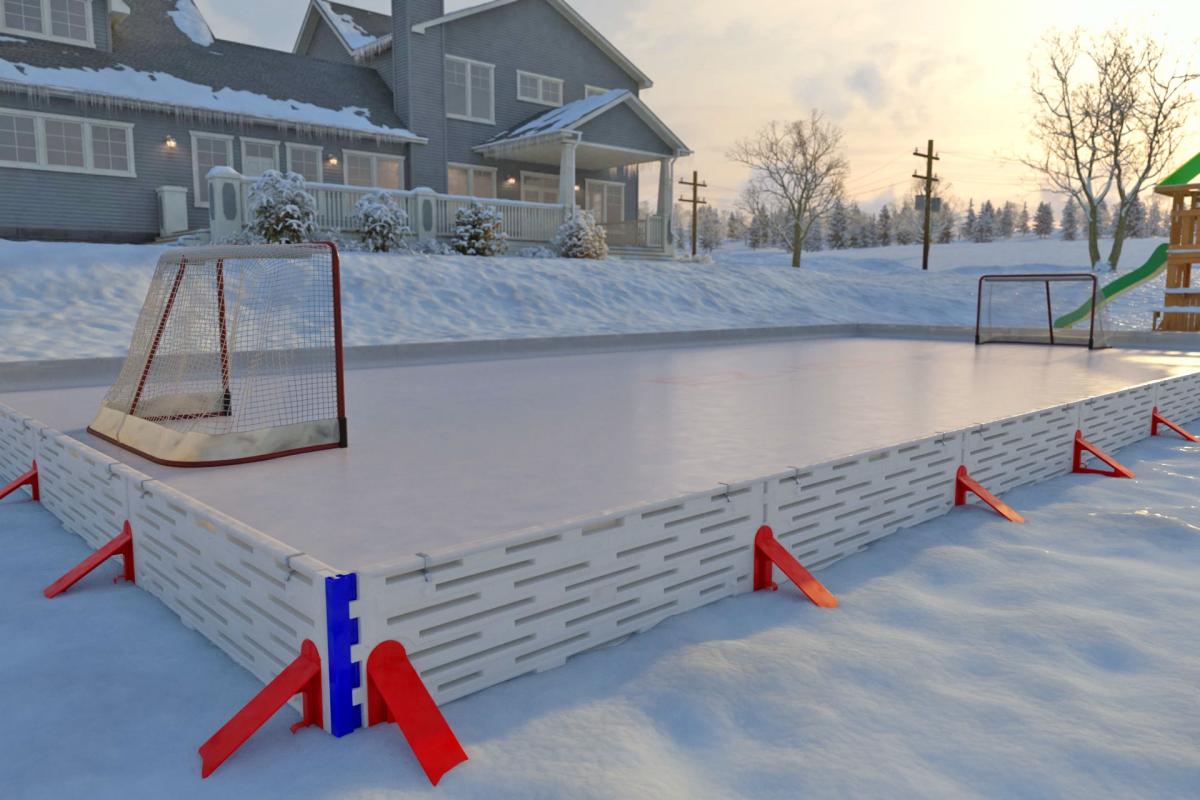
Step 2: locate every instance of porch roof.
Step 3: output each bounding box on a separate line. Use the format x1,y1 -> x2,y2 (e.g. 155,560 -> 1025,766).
473,90 -> 691,170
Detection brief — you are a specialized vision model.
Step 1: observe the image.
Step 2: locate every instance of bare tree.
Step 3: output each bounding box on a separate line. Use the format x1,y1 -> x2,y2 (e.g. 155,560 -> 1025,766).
729,111 -> 849,267
1026,29 -> 1196,269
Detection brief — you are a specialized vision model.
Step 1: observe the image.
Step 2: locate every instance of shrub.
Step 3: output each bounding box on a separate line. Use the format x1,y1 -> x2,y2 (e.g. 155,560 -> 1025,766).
451,203 -> 507,256
353,192 -> 411,252
247,170 -> 318,244
553,210 -> 608,259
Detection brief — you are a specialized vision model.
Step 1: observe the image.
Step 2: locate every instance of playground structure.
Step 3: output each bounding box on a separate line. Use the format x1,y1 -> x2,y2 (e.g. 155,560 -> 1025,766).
1154,152 -> 1200,332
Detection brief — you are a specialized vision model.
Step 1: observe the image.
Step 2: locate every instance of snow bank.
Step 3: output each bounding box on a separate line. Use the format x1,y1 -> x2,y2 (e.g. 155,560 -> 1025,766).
0,237 -> 1167,362
167,0 -> 213,47
0,61 -> 417,141
5,436 -> 1200,797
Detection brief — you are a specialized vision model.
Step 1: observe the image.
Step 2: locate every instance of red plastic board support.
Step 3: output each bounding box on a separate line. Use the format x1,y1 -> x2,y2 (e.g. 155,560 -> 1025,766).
0,460 -> 38,503
43,521 -> 135,599
752,526 -> 838,608
199,640 -> 323,779
1151,406 -> 1198,442
1073,430 -> 1135,479
954,466 -> 1025,522
366,641 -> 468,786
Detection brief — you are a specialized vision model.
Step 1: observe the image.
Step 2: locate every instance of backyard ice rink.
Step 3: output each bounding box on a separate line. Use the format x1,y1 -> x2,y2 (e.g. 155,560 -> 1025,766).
3,433 -> 1200,799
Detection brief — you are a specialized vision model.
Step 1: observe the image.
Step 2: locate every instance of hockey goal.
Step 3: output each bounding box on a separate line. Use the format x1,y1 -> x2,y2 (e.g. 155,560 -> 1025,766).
976,273 -> 1108,350
88,243 -> 347,467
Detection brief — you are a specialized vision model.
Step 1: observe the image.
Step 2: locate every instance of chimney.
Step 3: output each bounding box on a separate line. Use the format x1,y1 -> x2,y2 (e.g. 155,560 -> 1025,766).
392,0 -> 444,120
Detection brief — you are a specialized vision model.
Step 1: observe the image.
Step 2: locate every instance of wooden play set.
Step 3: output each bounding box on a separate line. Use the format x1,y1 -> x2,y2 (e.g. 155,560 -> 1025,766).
1154,153 -> 1200,332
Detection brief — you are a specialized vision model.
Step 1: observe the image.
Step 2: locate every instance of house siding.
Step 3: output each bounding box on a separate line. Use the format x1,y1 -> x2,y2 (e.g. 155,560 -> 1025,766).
577,103 -> 675,158
0,93 -> 410,242
305,18 -> 355,64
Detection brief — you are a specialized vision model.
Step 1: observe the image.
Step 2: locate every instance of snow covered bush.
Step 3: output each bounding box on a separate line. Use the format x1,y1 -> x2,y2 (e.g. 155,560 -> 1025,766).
352,192 -> 411,252
247,170 -> 318,244
513,246 -> 558,259
452,203 -> 507,256
553,210 -> 608,259
404,238 -> 455,256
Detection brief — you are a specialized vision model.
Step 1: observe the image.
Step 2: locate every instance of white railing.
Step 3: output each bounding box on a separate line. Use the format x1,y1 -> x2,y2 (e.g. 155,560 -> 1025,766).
236,177 -> 565,244
600,215 -> 667,249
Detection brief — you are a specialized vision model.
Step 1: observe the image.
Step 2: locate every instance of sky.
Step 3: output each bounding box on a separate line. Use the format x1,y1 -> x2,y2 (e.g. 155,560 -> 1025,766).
195,0 -> 1200,214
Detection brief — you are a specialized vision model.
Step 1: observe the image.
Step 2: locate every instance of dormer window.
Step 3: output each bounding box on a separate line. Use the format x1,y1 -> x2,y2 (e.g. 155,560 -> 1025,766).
1,0 -> 94,46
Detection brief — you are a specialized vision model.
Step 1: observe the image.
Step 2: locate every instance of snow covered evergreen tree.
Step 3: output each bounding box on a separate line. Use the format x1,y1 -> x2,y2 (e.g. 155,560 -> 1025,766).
803,216 -> 825,251
827,199 -> 848,249
1125,198 -> 1147,238
352,192 -> 410,252
895,200 -> 920,245
726,211 -> 747,242
1060,201 -> 1080,240
1034,201 -> 1055,238
935,203 -> 957,243
875,205 -> 893,246
974,201 -> 996,243
553,209 -> 608,258
247,170 -> 318,244
1018,202 -> 1031,235
962,200 -> 976,241
747,212 -> 771,249
998,202 -> 1016,239
1146,201 -> 1165,238
452,203 -> 507,256
698,207 -> 724,252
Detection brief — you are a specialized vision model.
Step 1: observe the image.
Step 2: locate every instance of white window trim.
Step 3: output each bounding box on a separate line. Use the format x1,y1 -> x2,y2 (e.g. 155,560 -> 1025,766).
285,142 -> 324,183
447,162 -> 498,199
0,0 -> 95,47
0,107 -> 135,177
520,170 -> 562,203
342,148 -> 406,189
585,85 -> 609,98
585,178 -> 626,223
190,131 -> 234,208
445,54 -> 495,125
516,70 -> 564,108
239,136 -> 280,175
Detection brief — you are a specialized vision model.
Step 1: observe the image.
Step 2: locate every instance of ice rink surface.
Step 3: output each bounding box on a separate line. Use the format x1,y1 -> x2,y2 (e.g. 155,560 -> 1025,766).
5,335 -> 1200,568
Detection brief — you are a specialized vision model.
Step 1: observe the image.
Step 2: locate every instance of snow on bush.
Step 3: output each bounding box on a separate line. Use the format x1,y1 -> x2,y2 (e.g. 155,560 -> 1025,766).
405,238 -> 456,256
247,170 -> 318,244
553,210 -> 608,259
452,203 -> 507,256
352,193 -> 411,252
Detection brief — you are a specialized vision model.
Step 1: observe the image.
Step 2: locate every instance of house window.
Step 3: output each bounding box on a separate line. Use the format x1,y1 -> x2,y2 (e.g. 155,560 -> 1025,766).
447,163 -> 497,199
285,143 -> 322,183
586,179 -> 625,224
241,138 -> 279,177
190,131 -> 233,207
344,150 -> 405,189
520,172 -> 559,205
517,71 -> 563,107
445,55 -> 494,124
0,108 -> 134,176
1,0 -> 93,46
585,85 -> 609,98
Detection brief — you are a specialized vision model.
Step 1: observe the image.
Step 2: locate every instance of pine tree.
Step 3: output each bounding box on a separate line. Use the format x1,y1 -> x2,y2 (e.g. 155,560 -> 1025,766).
895,199 -> 920,245
1096,200 -> 1112,237
998,202 -> 1016,239
974,201 -> 996,243
962,199 -> 976,241
726,211 -> 747,242
876,205 -> 893,246
747,212 -> 771,249
1125,198 -> 1147,238
935,203 -> 956,243
1034,201 -> 1055,238
698,206 -> 724,252
827,199 -> 848,249
1146,202 -> 1164,238
1060,201 -> 1078,241
803,216 -> 825,252
1018,202 -> 1031,236
846,203 -> 869,248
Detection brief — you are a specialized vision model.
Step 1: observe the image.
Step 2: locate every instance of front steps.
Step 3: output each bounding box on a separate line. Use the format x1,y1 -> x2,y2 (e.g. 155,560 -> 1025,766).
608,246 -> 676,262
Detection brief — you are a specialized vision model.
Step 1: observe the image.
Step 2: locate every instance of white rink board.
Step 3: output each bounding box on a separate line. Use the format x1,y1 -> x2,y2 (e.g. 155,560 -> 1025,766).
6,334 -> 1200,716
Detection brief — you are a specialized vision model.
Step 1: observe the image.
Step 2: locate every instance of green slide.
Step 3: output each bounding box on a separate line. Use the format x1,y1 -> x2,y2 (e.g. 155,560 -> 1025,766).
1053,243 -> 1170,329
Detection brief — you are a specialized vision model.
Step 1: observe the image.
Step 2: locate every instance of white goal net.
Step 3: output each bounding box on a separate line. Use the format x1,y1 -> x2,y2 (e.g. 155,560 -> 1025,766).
89,243 -> 347,466
976,274 -> 1108,349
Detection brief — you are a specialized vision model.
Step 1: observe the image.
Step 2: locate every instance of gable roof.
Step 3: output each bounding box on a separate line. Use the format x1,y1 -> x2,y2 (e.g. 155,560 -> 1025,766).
294,0 -> 391,57
418,0 -> 653,90
0,0 -> 422,143
481,89 -> 689,155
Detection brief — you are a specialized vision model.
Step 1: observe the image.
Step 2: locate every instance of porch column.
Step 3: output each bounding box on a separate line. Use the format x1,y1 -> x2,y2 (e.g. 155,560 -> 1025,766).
558,138 -> 578,216
658,157 -> 675,253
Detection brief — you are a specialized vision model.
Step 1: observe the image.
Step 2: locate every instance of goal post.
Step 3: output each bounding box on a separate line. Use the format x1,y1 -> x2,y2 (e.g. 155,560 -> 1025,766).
89,243 -> 347,467
976,273 -> 1108,350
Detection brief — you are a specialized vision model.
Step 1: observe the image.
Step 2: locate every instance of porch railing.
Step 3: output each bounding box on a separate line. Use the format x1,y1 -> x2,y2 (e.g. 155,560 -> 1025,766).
600,216 -> 666,249
234,175 -> 566,244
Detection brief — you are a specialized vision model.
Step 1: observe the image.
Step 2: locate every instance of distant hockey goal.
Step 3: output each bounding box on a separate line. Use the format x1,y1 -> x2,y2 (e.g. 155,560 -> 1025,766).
89,243 -> 347,467
976,273 -> 1108,350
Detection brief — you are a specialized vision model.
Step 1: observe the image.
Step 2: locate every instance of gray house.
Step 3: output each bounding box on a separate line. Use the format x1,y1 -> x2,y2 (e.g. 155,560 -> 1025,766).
0,0 -> 690,254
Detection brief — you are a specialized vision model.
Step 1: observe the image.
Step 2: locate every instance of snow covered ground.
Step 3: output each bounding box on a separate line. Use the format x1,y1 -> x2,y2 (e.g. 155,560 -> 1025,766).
4,434 -> 1200,799
0,237 -> 1167,362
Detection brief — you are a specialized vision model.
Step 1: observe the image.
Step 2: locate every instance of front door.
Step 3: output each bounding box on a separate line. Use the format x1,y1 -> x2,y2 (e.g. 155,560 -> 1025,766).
586,180 -> 625,224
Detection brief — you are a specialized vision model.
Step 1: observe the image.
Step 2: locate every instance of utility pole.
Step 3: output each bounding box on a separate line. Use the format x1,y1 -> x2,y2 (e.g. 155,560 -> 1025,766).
912,140 -> 940,271
678,170 -> 708,257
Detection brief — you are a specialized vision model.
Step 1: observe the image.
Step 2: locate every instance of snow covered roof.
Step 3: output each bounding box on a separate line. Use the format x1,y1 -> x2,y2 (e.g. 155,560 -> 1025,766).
482,89 -> 690,155
0,0 -> 422,144
300,0 -> 392,55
